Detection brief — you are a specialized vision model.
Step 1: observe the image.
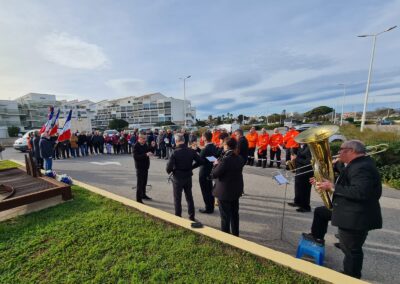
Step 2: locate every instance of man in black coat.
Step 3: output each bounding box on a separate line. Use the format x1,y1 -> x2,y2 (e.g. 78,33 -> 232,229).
32,131 -> 43,169
288,144 -> 313,212
166,133 -> 203,221
133,134 -> 153,203
198,131 -> 217,214
211,138 -> 244,236
234,129 -> 248,167
303,140 -> 382,279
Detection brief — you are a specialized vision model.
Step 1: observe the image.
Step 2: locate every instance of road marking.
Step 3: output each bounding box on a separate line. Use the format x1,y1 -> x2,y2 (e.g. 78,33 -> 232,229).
90,161 -> 122,166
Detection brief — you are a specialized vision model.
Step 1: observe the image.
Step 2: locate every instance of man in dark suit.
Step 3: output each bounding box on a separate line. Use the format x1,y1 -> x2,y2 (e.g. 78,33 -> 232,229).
166,133 -> 203,221
288,144 -> 313,212
198,131 -> 217,214
303,140 -> 382,279
234,129 -> 248,167
211,137 -> 244,236
133,134 -> 153,203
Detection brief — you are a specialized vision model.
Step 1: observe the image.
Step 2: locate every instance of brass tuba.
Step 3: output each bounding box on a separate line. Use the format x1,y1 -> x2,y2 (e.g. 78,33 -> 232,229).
295,125 -> 339,210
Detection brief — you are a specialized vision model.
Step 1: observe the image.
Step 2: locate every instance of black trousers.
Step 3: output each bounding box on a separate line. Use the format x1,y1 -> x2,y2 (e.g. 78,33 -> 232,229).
310,206 -> 368,279
294,175 -> 312,209
248,147 -> 255,165
172,177 -> 195,220
218,199 -> 239,236
339,228 -> 368,279
136,169 -> 148,202
199,174 -> 214,211
285,147 -> 298,163
269,148 -> 281,167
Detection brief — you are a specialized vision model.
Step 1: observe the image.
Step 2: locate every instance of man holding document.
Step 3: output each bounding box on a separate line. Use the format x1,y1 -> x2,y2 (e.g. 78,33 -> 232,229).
198,131 -> 218,213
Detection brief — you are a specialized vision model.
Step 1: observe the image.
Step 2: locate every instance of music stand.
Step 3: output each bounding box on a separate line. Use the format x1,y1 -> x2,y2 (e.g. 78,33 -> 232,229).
272,171 -> 290,241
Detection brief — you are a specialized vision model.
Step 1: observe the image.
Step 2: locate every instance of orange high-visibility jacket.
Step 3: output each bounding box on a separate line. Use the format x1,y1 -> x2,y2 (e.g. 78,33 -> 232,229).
269,133 -> 283,151
246,132 -> 259,148
257,133 -> 270,152
212,130 -> 221,146
283,129 -> 300,148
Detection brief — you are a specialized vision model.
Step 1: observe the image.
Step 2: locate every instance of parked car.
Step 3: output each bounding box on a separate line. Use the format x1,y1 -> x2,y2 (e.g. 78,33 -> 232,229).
103,129 -> 119,137
13,129 -> 40,152
379,119 -> 394,125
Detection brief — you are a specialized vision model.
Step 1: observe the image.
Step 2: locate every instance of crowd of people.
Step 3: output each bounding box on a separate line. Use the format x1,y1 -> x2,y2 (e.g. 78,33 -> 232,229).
22,125 -> 382,279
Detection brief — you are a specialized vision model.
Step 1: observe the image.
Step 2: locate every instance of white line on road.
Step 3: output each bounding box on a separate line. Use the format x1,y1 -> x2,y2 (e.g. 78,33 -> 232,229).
90,161 -> 122,166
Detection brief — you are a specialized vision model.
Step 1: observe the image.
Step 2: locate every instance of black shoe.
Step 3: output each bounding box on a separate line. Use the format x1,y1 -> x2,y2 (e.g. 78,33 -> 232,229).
296,207 -> 311,213
302,233 -> 325,246
137,200 -> 143,204
199,208 -> 214,214
288,202 -> 300,207
143,195 -> 152,200
189,216 -> 196,221
334,242 -> 341,249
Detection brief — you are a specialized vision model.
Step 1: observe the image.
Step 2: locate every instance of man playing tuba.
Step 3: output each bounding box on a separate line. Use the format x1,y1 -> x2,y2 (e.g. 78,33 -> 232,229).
302,140 -> 382,279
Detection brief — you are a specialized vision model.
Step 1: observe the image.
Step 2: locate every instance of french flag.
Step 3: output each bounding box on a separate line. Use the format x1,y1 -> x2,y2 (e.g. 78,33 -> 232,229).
40,106 -> 54,134
57,110 -> 72,142
49,109 -> 60,136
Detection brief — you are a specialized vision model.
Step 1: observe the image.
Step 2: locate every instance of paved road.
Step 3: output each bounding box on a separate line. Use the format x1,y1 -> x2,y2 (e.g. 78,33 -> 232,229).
3,149 -> 400,283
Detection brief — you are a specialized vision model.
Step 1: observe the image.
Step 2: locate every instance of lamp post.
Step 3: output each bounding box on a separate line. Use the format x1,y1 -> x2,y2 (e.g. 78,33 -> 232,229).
338,83 -> 347,126
358,25 -> 397,132
179,75 -> 191,127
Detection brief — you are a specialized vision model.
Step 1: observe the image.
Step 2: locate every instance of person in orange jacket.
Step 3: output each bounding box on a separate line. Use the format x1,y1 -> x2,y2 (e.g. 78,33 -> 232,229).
283,126 -> 300,167
269,128 -> 284,168
212,129 -> 221,147
256,128 -> 269,168
245,126 -> 259,166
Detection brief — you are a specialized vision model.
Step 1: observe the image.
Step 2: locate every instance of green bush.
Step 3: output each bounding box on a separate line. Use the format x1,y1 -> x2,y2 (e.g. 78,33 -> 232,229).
379,165 -> 400,189
7,126 -> 20,137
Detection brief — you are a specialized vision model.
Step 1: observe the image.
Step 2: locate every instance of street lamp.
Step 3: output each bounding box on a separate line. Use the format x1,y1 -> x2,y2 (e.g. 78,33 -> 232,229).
179,75 -> 191,127
358,25 -> 397,132
338,83 -> 347,126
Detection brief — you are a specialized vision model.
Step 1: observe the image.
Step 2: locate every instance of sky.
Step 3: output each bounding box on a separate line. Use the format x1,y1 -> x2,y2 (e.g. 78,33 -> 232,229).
0,0 -> 399,118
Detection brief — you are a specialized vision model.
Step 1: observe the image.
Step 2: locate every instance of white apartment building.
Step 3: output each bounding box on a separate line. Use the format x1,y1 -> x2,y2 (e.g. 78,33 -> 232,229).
57,99 -> 97,120
0,100 -> 22,128
93,93 -> 196,129
16,93 -> 56,129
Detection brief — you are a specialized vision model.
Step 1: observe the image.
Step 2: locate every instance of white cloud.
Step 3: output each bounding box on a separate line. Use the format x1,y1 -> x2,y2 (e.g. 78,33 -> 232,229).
37,32 -> 108,69
106,78 -> 147,96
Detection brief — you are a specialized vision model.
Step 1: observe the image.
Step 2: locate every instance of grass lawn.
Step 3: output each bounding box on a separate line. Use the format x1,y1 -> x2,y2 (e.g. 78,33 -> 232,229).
0,160 -> 20,170
0,165 -> 320,283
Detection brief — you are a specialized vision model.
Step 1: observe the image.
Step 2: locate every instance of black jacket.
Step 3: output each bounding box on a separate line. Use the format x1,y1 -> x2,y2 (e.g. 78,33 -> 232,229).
236,136 -> 248,166
166,144 -> 203,179
331,155 -> 382,231
32,136 -> 41,159
211,150 -> 244,201
199,143 -> 218,177
133,142 -> 150,170
39,137 -> 55,159
295,144 -> 313,177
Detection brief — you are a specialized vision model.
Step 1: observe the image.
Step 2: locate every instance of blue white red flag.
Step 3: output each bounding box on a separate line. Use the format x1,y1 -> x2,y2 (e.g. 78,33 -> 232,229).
39,106 -> 54,134
49,109 -> 60,136
57,110 -> 72,142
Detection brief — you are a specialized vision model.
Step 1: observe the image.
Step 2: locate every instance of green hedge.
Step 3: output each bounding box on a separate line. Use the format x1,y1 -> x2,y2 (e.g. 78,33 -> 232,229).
379,165 -> 400,189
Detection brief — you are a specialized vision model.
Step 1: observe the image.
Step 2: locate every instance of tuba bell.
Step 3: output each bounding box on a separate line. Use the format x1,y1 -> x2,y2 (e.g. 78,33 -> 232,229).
295,125 -> 339,210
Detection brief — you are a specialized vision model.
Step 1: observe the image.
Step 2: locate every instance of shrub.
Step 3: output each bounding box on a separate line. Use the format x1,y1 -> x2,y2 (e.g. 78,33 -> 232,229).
379,165 -> 400,189
7,126 -> 20,137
